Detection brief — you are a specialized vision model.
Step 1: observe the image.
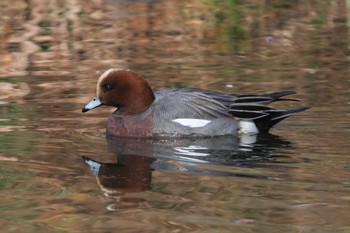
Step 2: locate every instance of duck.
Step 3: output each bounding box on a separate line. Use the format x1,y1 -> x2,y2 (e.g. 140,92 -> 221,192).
82,68 -> 309,138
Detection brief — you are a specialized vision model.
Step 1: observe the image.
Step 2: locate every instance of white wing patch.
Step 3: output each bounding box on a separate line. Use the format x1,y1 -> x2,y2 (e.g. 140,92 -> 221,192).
172,118 -> 211,128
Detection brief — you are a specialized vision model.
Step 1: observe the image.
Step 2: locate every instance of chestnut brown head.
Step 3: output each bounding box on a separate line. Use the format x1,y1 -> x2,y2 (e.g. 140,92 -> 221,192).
82,69 -> 155,115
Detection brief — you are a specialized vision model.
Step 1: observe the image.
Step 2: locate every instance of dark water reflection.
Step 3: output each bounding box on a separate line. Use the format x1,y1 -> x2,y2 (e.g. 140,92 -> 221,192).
1,0 -> 350,232
105,134 -> 294,168
84,134 -> 294,192
81,135 -> 296,212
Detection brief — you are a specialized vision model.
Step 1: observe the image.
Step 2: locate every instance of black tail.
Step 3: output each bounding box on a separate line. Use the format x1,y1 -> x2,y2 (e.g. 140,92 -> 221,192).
234,91 -> 300,105
229,91 -> 309,133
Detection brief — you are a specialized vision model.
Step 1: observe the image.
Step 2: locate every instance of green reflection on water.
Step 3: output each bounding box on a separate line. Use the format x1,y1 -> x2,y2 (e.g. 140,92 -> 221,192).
37,42 -> 51,51
207,0 -> 247,51
52,187 -> 69,197
227,0 -> 246,41
0,131 -> 42,155
0,77 -> 17,83
0,168 -> 16,190
0,106 -> 21,126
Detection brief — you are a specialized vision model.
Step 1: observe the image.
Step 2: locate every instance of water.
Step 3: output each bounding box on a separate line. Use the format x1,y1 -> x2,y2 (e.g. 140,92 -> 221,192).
1,1 -> 350,232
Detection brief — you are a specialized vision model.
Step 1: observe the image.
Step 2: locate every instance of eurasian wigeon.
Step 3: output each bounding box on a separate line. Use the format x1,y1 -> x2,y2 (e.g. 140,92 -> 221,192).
82,69 -> 309,137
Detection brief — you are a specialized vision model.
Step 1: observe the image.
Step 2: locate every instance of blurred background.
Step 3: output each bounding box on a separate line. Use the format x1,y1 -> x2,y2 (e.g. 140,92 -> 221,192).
0,0 -> 349,232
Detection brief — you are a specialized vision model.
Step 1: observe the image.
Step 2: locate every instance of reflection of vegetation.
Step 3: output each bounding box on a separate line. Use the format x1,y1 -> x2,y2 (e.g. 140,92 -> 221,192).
227,0 -> 246,41
0,163 -> 38,222
270,0 -> 293,9
0,103 -> 41,155
228,24 -> 246,41
0,168 -> 15,190
213,7 -> 225,22
310,16 -> 325,25
208,0 -> 247,51
173,82 -> 190,88
78,11 -> 89,19
37,20 -> 50,28
52,187 -> 69,196
66,20 -> 73,32
37,19 -> 52,51
38,42 -> 51,51
37,20 -> 51,35
0,77 -> 17,83
1,104 -> 20,117
0,131 -> 41,155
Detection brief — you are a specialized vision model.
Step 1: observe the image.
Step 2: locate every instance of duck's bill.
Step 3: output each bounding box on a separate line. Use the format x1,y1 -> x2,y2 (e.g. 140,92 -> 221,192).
82,96 -> 103,113
82,156 -> 101,175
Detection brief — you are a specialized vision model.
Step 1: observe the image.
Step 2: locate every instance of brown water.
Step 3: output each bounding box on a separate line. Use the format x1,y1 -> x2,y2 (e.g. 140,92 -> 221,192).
1,1 -> 350,232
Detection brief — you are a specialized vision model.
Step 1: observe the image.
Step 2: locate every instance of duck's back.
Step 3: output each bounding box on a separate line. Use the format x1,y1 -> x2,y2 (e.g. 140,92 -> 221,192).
151,88 -> 238,137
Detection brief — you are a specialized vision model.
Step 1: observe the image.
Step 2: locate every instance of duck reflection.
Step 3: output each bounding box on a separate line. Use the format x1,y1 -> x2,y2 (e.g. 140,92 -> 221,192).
83,153 -> 154,210
106,134 -> 292,167
83,134 -> 292,199
83,154 -> 154,196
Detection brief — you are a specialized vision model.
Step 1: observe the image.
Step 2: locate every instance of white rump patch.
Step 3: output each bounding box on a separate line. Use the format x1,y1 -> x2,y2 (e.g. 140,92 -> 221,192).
239,134 -> 257,145
172,118 -> 211,128
239,121 -> 259,135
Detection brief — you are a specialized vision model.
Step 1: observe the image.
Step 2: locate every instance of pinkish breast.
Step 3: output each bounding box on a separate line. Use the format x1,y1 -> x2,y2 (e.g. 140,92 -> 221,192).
106,112 -> 153,137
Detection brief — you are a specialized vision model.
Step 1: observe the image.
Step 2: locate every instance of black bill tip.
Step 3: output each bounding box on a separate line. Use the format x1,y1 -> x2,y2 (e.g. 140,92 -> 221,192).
82,107 -> 89,113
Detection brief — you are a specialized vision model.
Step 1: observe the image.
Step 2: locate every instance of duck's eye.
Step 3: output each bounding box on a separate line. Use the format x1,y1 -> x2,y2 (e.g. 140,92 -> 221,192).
103,83 -> 114,92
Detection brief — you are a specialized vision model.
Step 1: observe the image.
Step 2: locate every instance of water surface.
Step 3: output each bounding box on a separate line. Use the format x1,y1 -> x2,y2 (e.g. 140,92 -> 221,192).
0,1 -> 349,232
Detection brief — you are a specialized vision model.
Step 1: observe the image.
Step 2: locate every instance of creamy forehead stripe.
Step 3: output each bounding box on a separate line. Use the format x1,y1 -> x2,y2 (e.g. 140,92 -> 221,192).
172,118 -> 211,128
96,68 -> 115,96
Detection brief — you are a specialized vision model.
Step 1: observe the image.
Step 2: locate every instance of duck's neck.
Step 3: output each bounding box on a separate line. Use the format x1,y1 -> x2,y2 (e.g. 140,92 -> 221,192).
118,83 -> 155,115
